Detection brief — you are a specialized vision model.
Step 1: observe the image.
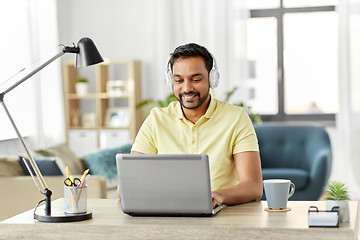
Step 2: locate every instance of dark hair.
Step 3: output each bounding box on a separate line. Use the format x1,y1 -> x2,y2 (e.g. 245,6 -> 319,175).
169,43 -> 213,74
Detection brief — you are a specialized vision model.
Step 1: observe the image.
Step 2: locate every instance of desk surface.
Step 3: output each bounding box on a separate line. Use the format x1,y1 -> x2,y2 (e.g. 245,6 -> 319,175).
1,199 -> 358,240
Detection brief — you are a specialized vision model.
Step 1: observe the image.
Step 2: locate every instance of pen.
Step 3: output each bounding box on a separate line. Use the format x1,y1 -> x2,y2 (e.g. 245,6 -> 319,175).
83,174 -> 90,186
80,169 -> 89,187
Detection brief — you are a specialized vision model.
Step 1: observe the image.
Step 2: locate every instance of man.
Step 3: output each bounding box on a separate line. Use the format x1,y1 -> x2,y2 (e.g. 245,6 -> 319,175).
118,43 -> 263,207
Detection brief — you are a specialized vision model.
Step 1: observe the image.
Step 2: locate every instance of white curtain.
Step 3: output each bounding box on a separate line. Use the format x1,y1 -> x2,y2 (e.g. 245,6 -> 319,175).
0,0 -> 65,153
148,0 -> 249,103
28,0 -> 66,148
335,0 -> 360,199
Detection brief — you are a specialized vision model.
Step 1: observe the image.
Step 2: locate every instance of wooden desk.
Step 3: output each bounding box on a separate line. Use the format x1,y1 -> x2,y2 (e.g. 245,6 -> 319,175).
1,199 -> 358,240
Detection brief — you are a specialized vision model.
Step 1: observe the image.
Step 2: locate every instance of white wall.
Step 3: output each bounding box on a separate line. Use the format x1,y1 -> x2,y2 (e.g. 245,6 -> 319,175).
57,0 -> 171,101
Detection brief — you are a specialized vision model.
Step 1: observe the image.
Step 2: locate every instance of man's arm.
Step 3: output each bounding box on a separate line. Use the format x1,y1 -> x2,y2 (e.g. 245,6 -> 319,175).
211,151 -> 263,207
131,151 -> 144,154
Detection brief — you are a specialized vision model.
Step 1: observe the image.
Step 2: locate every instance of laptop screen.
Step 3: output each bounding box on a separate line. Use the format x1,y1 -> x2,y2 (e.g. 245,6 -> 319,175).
116,154 -> 214,216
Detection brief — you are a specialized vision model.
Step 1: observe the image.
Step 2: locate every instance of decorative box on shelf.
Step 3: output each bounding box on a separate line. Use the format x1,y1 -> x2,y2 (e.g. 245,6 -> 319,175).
106,80 -> 128,97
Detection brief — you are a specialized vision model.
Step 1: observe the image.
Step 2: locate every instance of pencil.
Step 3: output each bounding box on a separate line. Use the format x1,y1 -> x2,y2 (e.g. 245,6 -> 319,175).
77,169 -> 89,205
66,166 -> 70,185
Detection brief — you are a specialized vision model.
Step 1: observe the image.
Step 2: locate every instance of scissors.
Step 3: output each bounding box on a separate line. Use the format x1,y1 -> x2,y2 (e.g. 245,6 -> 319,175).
64,177 -> 81,187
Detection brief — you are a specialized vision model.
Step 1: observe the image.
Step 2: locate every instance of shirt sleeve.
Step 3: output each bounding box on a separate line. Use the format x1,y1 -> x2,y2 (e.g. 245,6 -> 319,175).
233,108 -> 259,154
131,110 -> 158,154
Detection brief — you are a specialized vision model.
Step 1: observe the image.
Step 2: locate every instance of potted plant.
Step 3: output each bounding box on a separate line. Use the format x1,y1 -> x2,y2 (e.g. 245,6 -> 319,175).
323,181 -> 350,222
75,77 -> 89,96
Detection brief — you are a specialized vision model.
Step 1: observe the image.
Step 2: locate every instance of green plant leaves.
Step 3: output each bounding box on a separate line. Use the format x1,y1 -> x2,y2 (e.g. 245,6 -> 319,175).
136,93 -> 177,118
324,181 -> 350,201
77,78 -> 88,83
136,93 -> 177,109
224,87 -> 262,124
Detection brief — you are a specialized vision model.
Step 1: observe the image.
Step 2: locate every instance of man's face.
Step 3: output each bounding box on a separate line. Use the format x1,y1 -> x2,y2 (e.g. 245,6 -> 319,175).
172,56 -> 210,110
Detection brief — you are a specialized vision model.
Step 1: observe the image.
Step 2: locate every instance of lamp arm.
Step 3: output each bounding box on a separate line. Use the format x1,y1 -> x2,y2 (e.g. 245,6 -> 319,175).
3,50 -> 65,96
0,101 -> 48,191
0,46 -> 73,193
0,46 -> 74,216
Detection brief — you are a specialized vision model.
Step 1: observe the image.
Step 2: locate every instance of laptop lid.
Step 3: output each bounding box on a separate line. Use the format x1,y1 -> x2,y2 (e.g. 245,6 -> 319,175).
116,154 -> 217,216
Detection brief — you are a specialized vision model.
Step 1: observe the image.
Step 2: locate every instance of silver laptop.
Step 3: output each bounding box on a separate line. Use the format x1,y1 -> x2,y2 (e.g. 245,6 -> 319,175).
116,154 -> 223,217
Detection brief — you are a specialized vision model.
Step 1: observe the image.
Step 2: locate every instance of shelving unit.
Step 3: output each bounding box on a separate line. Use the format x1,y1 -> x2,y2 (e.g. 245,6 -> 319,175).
62,60 -> 142,156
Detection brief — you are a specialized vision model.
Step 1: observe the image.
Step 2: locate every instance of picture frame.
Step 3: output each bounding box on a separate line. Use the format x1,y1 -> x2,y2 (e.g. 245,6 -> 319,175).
105,107 -> 130,128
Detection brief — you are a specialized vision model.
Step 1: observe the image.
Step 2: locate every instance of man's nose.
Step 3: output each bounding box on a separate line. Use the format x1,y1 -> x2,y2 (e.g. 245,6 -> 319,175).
183,79 -> 194,92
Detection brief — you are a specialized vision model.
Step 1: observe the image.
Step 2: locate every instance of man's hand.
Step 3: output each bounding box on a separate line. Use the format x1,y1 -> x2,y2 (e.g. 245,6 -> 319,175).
117,185 -> 121,198
212,192 -> 224,208
210,151 -> 263,206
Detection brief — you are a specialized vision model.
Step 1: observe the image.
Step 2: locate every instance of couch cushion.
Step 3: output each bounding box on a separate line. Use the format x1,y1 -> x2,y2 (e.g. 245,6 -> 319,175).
262,168 -> 309,190
35,143 -> 84,175
19,156 -> 63,176
0,156 -> 24,177
84,143 -> 132,189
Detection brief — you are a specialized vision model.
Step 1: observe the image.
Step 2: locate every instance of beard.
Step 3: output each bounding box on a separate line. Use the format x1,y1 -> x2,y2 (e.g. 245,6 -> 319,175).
176,91 -> 209,110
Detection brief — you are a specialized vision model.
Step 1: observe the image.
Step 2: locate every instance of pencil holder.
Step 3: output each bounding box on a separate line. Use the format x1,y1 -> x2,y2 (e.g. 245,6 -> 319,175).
64,185 -> 87,214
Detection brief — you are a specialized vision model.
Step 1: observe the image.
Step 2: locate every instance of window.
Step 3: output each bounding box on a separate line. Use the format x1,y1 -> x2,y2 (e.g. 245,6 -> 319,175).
0,1 -> 34,140
0,1 -> 60,142
247,0 -> 338,122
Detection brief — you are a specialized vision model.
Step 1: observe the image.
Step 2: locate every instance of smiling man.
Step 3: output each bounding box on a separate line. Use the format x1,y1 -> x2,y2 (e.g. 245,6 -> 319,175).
127,43 -> 263,207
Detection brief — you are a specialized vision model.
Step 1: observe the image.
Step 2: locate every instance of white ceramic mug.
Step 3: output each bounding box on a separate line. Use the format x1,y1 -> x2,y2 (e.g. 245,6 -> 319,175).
263,179 -> 295,210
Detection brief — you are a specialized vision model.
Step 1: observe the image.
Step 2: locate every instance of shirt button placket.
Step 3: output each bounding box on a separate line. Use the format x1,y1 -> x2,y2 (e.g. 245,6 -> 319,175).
191,127 -> 197,153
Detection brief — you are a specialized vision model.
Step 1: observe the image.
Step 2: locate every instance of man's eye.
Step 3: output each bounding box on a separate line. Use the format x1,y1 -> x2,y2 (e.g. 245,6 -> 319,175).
193,79 -> 201,82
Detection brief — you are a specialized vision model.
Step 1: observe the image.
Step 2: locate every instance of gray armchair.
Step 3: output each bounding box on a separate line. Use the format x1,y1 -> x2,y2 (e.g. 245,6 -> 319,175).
254,125 -> 332,201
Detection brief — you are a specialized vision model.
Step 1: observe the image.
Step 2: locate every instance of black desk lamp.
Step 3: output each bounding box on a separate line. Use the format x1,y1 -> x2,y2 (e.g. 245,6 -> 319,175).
0,37 -> 104,222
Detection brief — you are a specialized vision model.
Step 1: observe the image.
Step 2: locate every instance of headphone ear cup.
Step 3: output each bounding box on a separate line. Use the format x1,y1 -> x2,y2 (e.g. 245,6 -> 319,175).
165,57 -> 173,92
209,68 -> 220,88
165,68 -> 173,91
209,53 -> 220,89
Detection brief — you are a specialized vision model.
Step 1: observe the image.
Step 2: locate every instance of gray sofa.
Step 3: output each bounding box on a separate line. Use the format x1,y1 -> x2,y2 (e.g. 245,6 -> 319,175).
0,144 -> 107,221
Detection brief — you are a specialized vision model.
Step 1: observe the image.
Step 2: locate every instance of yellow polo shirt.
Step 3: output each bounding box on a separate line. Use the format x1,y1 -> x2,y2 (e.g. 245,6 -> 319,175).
132,98 -> 259,191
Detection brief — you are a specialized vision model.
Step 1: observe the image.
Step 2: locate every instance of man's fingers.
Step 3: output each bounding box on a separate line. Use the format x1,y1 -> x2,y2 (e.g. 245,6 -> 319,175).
212,196 -> 219,208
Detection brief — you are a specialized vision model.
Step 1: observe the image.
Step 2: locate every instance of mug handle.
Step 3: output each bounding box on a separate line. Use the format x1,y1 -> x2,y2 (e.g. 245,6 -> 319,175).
288,182 -> 295,199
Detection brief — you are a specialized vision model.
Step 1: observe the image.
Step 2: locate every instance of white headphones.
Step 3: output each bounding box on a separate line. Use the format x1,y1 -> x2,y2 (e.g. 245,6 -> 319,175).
165,53 -> 220,92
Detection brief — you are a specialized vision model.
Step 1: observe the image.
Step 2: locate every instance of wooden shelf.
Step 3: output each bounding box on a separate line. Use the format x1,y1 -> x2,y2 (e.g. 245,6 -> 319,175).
98,93 -> 130,99
68,126 -> 98,130
67,93 -> 97,99
62,60 -> 142,154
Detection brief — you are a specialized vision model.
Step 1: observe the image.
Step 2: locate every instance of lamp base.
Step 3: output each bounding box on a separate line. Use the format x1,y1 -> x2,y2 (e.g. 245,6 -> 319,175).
34,211 -> 92,223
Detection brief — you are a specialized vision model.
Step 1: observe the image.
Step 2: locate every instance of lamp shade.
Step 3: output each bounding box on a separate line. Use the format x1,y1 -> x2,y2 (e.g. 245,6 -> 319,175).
75,37 -> 104,68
